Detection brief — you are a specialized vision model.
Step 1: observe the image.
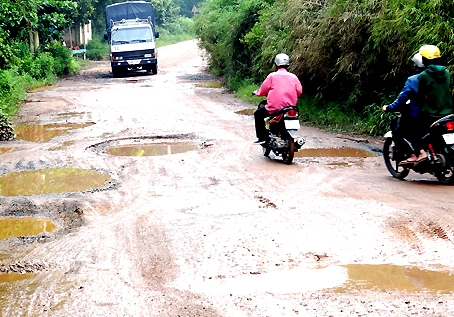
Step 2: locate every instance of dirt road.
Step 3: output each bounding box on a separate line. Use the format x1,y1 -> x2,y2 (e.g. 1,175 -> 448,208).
1,40 -> 454,316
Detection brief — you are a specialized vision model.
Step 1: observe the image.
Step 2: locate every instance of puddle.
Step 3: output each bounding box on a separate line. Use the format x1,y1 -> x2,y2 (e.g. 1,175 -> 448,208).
235,108 -> 255,116
193,264 -> 454,295
0,148 -> 14,154
326,162 -> 350,166
334,264 -> 454,293
0,217 -> 56,240
53,112 -> 93,122
0,272 -> 36,283
0,167 -> 112,196
105,142 -> 198,156
48,140 -> 77,151
27,85 -> 56,93
196,81 -> 223,88
295,147 -> 374,158
14,122 -> 95,142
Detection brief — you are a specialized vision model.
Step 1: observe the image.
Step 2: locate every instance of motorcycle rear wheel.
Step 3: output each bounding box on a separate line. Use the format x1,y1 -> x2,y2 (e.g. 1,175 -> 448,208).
435,155 -> 454,184
383,138 -> 409,179
282,138 -> 295,165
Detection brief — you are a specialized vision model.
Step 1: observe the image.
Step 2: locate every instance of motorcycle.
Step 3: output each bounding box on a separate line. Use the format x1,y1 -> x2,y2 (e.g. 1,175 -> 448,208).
257,100 -> 305,164
383,114 -> 454,184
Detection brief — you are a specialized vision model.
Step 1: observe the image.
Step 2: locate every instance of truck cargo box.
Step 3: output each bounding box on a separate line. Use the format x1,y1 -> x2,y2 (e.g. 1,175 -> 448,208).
106,1 -> 156,34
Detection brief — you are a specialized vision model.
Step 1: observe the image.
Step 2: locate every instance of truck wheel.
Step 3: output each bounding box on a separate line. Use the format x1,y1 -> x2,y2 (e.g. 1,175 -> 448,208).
112,67 -> 121,78
151,64 -> 158,75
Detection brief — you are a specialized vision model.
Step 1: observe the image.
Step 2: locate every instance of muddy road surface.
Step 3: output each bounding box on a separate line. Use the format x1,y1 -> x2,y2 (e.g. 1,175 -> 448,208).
1,40 -> 454,316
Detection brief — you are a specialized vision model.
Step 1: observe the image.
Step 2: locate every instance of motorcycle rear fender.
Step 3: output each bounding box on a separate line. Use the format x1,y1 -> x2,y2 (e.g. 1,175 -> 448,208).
384,131 -> 392,138
287,129 -> 298,138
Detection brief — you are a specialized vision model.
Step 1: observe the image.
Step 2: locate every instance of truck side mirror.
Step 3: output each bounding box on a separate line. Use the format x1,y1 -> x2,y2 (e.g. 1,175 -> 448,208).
155,32 -> 159,39
104,34 -> 108,41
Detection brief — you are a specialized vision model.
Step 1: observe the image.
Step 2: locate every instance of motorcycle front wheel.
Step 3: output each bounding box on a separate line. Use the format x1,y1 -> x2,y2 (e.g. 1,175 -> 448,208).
281,138 -> 295,165
262,144 -> 271,157
383,138 -> 409,179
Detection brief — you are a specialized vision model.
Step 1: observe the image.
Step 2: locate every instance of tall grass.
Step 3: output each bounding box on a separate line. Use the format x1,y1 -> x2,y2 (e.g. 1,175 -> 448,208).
195,0 -> 454,136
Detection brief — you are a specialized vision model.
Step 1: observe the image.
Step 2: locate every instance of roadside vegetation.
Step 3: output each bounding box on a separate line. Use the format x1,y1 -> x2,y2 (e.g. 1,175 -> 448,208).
0,0 -> 202,139
195,0 -> 454,136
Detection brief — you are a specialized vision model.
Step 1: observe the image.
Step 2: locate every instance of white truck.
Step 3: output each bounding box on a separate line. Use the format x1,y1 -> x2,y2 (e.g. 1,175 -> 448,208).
104,1 -> 159,77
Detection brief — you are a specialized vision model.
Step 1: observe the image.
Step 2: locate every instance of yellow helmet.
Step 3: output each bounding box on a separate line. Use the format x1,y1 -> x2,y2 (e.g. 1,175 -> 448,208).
419,45 -> 441,59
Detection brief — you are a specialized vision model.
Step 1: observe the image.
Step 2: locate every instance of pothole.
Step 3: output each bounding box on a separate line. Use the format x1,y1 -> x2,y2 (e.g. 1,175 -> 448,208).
27,84 -> 56,93
0,168 -> 113,196
332,264 -> 454,293
196,81 -> 223,88
235,108 -> 255,116
53,112 -> 93,122
105,142 -> 198,157
88,135 -> 204,157
14,122 -> 95,142
0,217 -> 56,240
0,272 -> 36,282
200,264 -> 454,295
0,148 -> 15,154
295,147 -> 375,158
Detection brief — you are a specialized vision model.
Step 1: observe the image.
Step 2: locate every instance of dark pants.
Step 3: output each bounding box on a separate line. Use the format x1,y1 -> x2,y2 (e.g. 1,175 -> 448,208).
415,114 -> 445,152
393,116 -> 418,156
254,106 -> 271,141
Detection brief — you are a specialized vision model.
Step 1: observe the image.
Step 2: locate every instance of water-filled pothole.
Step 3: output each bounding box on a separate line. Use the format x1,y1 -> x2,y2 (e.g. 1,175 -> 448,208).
334,264 -> 454,293
105,142 -> 198,157
0,217 -> 56,240
53,112 -> 93,122
0,168 -> 112,196
204,264 -> 454,295
27,84 -> 56,93
0,148 -> 14,154
235,108 -> 255,116
295,148 -> 374,158
14,123 -> 95,142
0,272 -> 36,282
196,81 -> 223,88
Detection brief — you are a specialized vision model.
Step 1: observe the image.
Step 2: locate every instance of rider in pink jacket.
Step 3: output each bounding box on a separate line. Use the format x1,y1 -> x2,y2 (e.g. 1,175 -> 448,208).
253,53 -> 303,144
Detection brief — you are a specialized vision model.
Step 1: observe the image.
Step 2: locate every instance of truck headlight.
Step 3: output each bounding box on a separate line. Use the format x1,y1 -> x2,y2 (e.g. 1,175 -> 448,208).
114,56 -> 123,60
144,54 -> 152,58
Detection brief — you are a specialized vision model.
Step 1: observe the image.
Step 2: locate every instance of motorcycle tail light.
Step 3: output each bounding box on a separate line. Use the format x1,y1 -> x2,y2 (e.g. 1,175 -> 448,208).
286,109 -> 298,117
446,121 -> 454,131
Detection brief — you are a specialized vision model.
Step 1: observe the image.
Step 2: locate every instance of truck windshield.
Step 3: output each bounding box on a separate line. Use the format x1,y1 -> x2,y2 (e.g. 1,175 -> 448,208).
111,27 -> 153,43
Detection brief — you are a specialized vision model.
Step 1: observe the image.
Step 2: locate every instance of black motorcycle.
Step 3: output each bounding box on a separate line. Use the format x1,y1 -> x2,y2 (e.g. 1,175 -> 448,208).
383,114 -> 454,184
257,100 -> 305,164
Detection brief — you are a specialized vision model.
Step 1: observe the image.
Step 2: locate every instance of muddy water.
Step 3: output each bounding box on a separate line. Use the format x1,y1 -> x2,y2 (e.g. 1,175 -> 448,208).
0,273 -> 36,283
235,108 -> 255,116
0,148 -> 15,154
105,142 -> 198,156
14,123 -> 95,142
27,85 -> 56,93
196,81 -> 223,88
295,147 -> 374,158
335,264 -> 454,293
205,264 -> 454,295
0,217 -> 56,240
0,168 -> 112,196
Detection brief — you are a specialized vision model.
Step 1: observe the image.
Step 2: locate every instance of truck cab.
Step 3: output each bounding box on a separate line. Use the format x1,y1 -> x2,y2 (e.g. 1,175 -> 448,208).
109,18 -> 158,77
105,1 -> 159,78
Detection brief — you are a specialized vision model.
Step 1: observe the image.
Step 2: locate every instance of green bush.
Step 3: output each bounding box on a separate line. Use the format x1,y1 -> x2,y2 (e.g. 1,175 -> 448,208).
87,37 -> 110,61
0,68 -> 30,116
196,0 -> 454,136
45,42 -> 76,76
